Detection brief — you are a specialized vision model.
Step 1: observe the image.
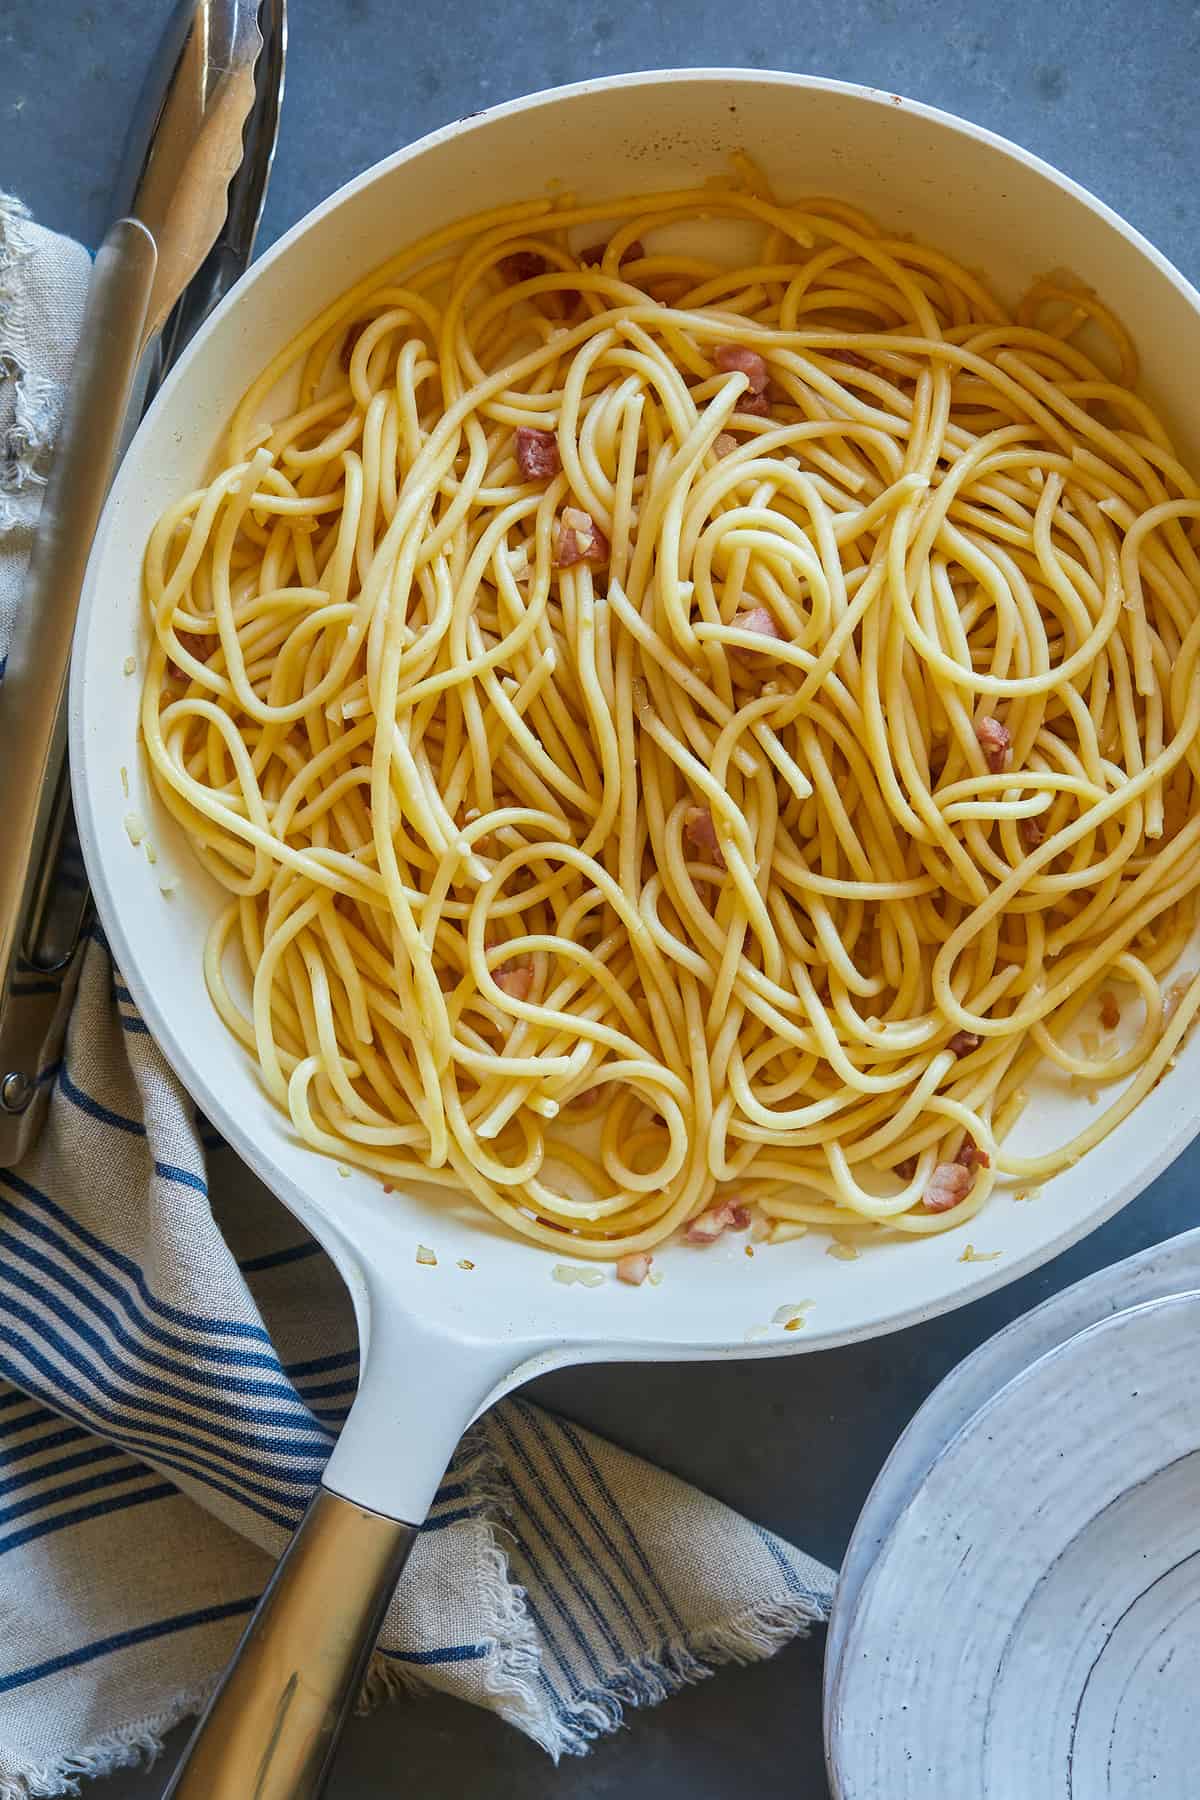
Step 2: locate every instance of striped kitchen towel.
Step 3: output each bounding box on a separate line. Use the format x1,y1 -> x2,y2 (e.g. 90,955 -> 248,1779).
0,198 -> 835,1798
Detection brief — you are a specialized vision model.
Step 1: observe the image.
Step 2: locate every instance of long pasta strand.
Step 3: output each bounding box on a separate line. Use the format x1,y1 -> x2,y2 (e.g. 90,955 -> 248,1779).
141,178 -> 1200,1257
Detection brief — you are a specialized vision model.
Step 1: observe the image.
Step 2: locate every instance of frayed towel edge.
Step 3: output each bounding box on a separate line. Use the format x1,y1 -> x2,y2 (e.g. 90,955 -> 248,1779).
0,1684 -> 214,1800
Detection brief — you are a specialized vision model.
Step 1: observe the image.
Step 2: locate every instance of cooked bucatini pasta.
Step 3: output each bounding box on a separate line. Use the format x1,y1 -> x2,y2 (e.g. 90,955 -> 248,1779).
140,171 -> 1200,1258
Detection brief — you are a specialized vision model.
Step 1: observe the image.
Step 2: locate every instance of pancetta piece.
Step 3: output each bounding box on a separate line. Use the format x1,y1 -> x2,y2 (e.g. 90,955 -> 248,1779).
714,344 -> 769,392
553,506 -> 609,567
683,805 -> 726,870
515,426 -> 561,480
494,966 -> 534,1001
976,715 -> 1012,773
923,1161 -> 973,1212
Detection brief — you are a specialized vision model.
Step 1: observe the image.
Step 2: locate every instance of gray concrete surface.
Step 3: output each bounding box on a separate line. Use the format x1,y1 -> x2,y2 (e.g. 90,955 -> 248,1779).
3,2 -> 1199,1794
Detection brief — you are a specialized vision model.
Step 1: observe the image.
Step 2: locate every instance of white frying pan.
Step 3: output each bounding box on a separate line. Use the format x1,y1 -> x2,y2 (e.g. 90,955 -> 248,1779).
69,70 -> 1200,1797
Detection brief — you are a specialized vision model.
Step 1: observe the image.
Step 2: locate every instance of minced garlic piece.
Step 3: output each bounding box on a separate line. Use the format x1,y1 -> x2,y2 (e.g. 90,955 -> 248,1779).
552,1264 -> 604,1287
772,1302 -> 814,1327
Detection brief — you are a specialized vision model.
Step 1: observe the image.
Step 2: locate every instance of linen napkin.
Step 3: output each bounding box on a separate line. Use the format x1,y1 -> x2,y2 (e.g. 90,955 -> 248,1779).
0,195 -> 835,1799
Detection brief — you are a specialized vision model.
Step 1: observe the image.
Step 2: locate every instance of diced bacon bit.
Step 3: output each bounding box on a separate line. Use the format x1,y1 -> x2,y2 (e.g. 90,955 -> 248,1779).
714,344 -> 769,393
579,237 -> 644,266
686,1203 -> 730,1245
617,1252 -> 652,1286
713,432 -> 739,458
495,965 -> 534,1001
1020,814 -> 1045,850
895,1155 -> 918,1181
923,1160 -> 974,1213
734,388 -> 772,417
685,1196 -> 750,1244
731,605 -> 783,652
176,631 -> 209,661
955,1137 -> 990,1172
683,805 -> 726,871
515,426 -> 561,480
553,506 -> 609,567
1099,990 -> 1121,1030
383,1183 -> 395,1194
948,1030 -> 981,1056
499,250 -> 548,283
975,715 -> 1012,773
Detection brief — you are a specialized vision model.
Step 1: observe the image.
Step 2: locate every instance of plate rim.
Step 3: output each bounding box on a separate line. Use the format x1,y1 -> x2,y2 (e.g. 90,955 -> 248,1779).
827,1284 -> 1200,1795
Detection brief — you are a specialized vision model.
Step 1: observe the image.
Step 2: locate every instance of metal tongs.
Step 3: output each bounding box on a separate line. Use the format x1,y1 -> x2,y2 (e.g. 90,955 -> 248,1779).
0,0 -> 286,1163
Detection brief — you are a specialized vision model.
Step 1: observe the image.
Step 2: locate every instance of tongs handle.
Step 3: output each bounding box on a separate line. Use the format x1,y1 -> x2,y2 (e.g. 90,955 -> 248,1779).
0,220 -> 157,1153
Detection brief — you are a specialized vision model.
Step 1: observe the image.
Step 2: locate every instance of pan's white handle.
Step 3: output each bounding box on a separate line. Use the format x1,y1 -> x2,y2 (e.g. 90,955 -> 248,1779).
163,1485 -> 418,1799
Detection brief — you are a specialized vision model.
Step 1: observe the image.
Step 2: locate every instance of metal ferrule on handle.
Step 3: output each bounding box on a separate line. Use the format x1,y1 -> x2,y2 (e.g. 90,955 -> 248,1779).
163,1487 -> 418,1798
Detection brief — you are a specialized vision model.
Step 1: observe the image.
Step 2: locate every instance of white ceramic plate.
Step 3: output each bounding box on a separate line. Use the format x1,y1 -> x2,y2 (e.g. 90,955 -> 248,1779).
825,1225 -> 1200,1696
828,1289 -> 1200,1797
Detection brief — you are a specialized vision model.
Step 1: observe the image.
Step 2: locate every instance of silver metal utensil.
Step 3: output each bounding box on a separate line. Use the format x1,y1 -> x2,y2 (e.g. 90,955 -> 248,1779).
0,0 -> 285,1164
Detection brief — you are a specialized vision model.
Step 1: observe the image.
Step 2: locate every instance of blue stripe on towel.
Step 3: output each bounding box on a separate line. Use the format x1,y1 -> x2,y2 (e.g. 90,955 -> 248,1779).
55,1065 -> 145,1136
518,1401 -> 669,1638
0,1170 -> 274,1346
0,1593 -> 259,1692
0,1319 -> 330,1482
493,1406 -> 629,1664
381,1642 -> 489,1667
285,1349 -> 359,1377
0,1226 -> 328,1407
0,1274 -> 329,1430
0,1424 -> 87,1467
751,1522 -> 804,1596
0,1460 -> 149,1527
0,1357 -> 305,1529
0,1482 -> 178,1561
555,1412 -> 689,1636
0,1442 -> 125,1498
153,1162 -> 207,1195
489,1409 -> 610,1686
239,1241 -> 321,1273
